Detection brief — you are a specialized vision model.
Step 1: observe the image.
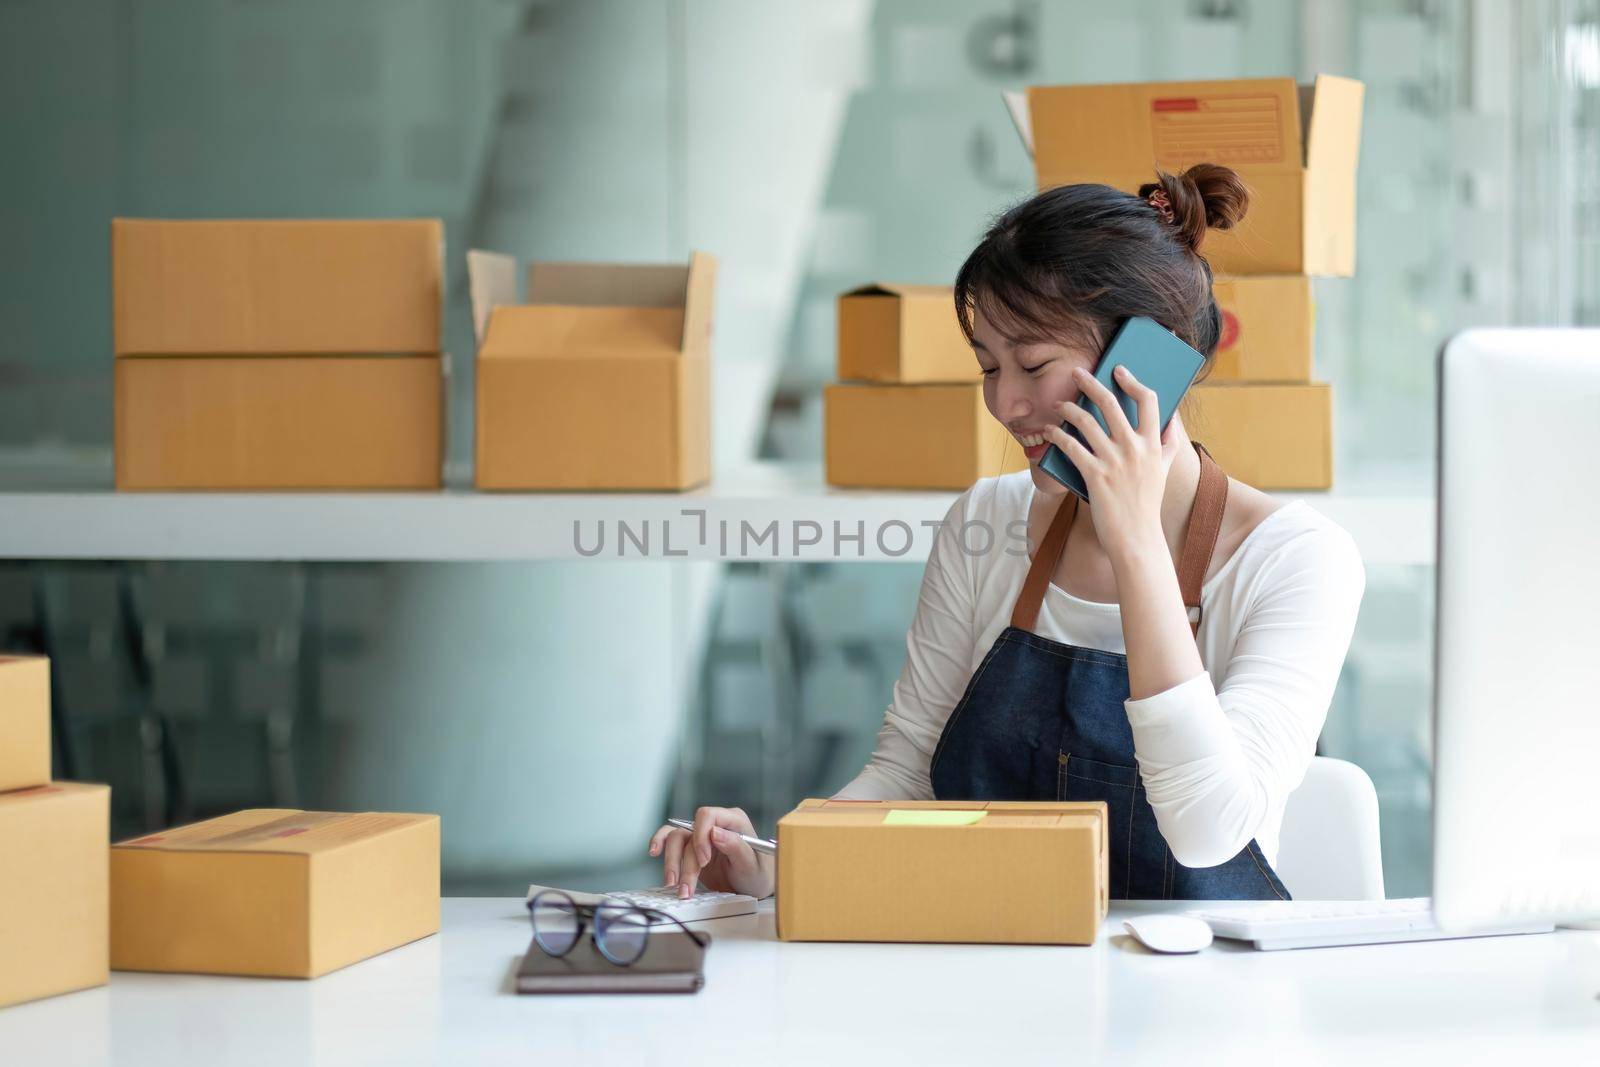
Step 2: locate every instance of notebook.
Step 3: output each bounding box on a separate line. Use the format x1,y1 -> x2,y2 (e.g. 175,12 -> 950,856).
515,930 -> 708,995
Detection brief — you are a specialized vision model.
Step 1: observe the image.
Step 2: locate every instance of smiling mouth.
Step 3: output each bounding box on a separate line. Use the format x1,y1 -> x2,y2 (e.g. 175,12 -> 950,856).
1013,431 -> 1052,461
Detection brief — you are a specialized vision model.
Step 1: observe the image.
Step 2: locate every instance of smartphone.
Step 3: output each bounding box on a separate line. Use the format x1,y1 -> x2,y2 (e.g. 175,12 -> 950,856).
1038,316 -> 1206,500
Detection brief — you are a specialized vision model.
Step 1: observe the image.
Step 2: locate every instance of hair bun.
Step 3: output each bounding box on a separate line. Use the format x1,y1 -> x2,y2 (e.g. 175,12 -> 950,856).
1138,163 -> 1250,254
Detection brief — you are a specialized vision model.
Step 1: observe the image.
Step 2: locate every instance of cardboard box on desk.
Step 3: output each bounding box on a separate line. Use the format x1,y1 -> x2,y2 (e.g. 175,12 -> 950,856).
776,799 -> 1108,945
0,655 -> 50,792
1184,382 -> 1333,490
1004,75 -> 1364,276
114,355 -> 445,490
824,382 -> 1028,490
1210,275 -> 1314,382
468,249 -> 716,491
112,219 -> 443,355
838,284 -> 978,383
0,782 -> 110,1009
111,809 -> 439,979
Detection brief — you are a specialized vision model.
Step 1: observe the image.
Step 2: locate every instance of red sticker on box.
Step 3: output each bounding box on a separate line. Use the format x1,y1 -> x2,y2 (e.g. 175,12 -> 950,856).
1218,308 -> 1241,351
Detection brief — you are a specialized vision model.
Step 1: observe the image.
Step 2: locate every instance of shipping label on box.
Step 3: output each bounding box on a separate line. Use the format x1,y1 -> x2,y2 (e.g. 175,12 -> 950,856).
1008,76 -> 1364,276
0,782 -> 110,1009
777,798 -> 1108,945
1209,275 -> 1314,382
1184,382 -> 1333,490
837,284 -> 979,383
0,655 -> 51,792
824,382 -> 1027,490
468,249 -> 716,490
114,355 -> 444,491
112,219 -> 444,356
111,809 -> 439,979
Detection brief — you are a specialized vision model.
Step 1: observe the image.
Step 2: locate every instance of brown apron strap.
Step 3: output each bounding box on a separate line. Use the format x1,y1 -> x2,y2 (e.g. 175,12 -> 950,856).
1008,441 -> 1229,637
1178,442 -> 1229,635
1010,491 -> 1077,632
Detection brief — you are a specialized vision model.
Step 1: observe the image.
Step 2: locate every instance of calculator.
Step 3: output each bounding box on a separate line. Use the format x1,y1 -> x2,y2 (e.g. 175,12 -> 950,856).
525,884 -> 759,925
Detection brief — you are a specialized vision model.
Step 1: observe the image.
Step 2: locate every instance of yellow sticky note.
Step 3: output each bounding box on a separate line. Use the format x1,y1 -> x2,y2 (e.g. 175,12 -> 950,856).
882,810 -> 986,826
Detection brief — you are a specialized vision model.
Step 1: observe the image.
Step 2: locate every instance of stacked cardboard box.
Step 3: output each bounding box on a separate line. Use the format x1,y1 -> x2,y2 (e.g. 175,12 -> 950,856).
1005,75 -> 1365,489
112,219 -> 446,490
466,248 -> 716,491
825,284 -> 1027,489
111,808 -> 440,978
0,656 -> 110,1009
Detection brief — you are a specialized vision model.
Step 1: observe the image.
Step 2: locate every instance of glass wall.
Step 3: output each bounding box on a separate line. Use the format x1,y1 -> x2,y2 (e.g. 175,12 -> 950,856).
1,0 -> 1593,895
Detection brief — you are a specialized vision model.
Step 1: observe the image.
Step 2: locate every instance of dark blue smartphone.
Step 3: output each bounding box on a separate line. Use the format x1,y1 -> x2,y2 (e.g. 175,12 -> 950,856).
1038,316 -> 1206,500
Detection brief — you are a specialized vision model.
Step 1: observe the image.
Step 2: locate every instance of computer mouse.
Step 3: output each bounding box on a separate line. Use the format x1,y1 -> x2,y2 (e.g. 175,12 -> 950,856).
1122,914 -> 1214,953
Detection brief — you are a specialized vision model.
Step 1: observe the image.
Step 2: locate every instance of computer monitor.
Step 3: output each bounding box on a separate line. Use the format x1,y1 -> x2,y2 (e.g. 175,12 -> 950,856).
1432,328 -> 1600,929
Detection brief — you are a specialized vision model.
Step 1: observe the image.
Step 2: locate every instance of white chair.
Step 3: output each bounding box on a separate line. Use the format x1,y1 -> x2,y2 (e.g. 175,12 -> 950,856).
1273,756 -> 1386,900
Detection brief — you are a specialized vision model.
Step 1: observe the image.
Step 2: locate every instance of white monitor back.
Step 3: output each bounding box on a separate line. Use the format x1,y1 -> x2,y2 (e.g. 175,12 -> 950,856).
1433,328 -> 1600,928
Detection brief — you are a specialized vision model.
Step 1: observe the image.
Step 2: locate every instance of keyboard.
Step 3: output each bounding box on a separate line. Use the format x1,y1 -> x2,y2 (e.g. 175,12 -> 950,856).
1186,897 -> 1555,951
525,883 -> 759,925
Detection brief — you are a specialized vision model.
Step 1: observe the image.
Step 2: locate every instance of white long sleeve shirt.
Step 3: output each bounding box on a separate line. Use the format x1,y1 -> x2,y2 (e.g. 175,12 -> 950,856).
834,470 -> 1366,870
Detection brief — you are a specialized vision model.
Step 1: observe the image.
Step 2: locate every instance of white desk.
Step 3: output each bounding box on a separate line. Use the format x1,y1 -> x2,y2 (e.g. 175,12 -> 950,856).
2,898 -> 1596,1065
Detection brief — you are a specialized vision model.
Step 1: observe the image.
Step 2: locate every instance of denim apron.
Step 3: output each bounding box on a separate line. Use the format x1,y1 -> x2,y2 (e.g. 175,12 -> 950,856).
929,445 -> 1290,900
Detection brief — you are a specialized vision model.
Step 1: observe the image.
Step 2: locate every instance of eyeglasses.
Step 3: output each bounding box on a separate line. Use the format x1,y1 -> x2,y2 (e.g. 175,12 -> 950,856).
526,890 -> 711,967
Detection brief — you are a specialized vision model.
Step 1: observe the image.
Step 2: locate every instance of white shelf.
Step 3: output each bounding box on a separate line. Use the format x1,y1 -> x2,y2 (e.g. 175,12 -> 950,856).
0,461 -> 1434,564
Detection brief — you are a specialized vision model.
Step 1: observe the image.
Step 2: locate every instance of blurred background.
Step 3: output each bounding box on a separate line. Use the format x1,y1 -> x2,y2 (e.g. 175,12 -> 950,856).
1,0 -> 1596,896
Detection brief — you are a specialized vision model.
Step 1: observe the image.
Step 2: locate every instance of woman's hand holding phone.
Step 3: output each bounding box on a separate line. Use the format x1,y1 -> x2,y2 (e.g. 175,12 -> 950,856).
1046,364 -> 1183,562
648,805 -> 775,900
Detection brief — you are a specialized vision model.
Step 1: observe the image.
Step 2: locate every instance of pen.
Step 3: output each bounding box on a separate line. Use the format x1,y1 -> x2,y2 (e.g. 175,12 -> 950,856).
667,817 -> 777,856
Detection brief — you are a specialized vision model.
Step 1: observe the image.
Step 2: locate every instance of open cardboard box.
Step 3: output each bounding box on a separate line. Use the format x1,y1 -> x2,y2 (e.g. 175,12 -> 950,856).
1004,75 -> 1364,276
468,249 -> 716,491
777,798 -> 1108,945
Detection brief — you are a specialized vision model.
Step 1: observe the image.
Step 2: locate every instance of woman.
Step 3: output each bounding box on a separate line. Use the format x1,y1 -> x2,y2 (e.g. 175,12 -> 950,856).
650,162 -> 1365,901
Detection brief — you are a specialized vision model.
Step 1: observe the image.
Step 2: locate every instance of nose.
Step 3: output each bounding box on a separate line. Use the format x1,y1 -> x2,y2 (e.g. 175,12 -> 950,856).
993,371 -> 1036,427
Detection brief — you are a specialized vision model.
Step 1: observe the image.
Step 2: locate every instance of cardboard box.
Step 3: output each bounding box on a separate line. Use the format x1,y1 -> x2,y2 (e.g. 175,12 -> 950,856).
837,284 -> 979,383
114,355 -> 444,490
0,655 -> 50,792
824,382 -> 1028,490
1184,382 -> 1332,490
112,219 -> 443,356
1209,275 -> 1314,382
1005,75 -> 1364,276
468,249 -> 716,490
776,799 -> 1108,945
111,809 -> 439,979
0,782 -> 110,1009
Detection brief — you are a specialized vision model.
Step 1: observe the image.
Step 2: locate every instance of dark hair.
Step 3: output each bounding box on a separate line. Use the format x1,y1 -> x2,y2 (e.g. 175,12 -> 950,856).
953,163 -> 1250,365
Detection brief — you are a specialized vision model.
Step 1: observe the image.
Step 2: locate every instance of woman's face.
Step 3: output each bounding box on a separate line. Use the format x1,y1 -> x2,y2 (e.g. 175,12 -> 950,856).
969,306 -> 1098,496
